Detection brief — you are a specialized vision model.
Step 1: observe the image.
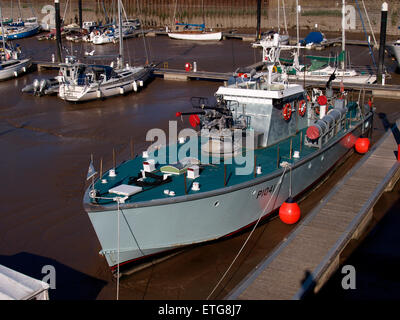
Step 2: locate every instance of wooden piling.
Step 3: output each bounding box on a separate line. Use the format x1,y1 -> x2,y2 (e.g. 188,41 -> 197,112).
300,131 -> 303,153
100,157 -> 103,178
224,164 -> 227,186
277,145 -> 280,168
254,155 -> 257,178
184,172 -> 187,194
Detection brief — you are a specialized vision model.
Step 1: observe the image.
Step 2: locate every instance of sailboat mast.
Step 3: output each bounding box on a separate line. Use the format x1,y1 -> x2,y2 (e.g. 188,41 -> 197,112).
342,0 -> 346,70
202,0 -> 205,27
0,5 -> 6,52
118,0 -> 123,68
296,0 -> 299,57
277,0 -> 280,33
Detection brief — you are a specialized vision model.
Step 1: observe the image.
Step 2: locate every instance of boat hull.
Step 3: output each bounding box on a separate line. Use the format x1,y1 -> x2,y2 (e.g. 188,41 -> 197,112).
58,67 -> 152,102
387,43 -> 400,68
1,25 -> 40,40
0,58 -> 32,81
168,32 -> 222,41
288,74 -> 376,85
84,114 -> 373,270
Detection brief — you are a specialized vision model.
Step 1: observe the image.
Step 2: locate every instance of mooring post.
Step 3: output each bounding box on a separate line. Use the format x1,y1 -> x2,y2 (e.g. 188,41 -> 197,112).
78,0 -> 83,29
377,2 -> 388,84
54,0 -> 62,63
256,0 -> 262,41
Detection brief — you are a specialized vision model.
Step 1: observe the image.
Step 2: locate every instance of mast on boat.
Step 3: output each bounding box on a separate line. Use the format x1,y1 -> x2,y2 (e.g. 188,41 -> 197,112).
296,0 -> 300,57
117,0 -> 123,68
202,0 -> 205,28
0,5 -> 6,52
341,0 -> 346,70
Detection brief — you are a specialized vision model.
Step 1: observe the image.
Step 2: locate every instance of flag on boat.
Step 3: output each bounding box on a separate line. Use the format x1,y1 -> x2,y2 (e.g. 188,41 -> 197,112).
87,157 -> 97,180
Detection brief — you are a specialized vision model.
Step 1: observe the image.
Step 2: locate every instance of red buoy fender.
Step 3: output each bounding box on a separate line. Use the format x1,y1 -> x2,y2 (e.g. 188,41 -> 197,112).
279,197 -> 301,224
283,103 -> 292,121
317,95 -> 328,106
185,63 -> 192,72
298,100 -> 306,117
355,137 -> 370,154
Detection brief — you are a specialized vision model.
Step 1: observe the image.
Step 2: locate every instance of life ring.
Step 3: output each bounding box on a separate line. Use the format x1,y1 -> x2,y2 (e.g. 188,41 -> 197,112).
298,100 -> 306,117
272,65 -> 277,73
94,30 -> 100,36
283,103 -> 292,121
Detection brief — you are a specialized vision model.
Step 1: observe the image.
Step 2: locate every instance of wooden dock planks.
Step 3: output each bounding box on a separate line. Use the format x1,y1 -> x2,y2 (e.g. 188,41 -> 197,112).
227,120 -> 400,300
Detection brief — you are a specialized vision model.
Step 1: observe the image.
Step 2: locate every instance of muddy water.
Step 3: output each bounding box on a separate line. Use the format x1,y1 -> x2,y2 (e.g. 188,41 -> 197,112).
0,32 -> 399,300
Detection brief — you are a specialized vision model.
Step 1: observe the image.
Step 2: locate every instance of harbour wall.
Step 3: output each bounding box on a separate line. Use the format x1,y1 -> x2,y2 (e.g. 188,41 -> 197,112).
5,1 -> 400,36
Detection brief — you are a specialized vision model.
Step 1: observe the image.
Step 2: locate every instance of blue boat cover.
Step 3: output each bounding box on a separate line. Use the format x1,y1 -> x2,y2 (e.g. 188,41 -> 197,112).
301,32 -> 325,45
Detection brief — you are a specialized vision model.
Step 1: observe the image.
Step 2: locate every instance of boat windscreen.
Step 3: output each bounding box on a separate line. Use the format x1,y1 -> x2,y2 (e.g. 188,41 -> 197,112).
87,65 -> 116,80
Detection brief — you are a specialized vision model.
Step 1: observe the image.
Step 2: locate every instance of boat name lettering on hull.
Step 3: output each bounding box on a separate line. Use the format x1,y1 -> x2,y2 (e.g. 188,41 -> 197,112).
256,185 -> 276,199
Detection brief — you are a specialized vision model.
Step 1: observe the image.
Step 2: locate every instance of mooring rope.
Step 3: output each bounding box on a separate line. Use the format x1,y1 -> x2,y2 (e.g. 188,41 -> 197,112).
206,164 -> 289,300
90,193 -> 149,300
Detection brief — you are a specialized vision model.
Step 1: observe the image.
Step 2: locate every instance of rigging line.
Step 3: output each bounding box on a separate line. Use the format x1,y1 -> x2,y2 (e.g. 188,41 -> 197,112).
282,0 -> 288,34
62,0 -> 70,26
172,0 -> 178,24
277,0 -> 280,34
289,164 -> 292,197
354,0 -> 377,70
29,0 -> 37,18
136,0 -> 150,64
117,199 -> 120,300
206,165 -> 289,300
17,0 -> 22,19
92,194 -> 148,258
361,0 -> 377,48
120,0 -> 129,23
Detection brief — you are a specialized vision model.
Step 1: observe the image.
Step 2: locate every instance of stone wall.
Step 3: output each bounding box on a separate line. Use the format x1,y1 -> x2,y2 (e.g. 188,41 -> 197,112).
4,1 -> 400,36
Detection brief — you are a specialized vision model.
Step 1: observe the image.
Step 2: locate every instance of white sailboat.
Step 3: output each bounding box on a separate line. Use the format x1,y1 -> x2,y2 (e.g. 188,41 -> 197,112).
58,0 -> 152,102
254,0 -> 376,85
291,0 -> 376,84
167,0 -> 222,41
0,5 -> 31,81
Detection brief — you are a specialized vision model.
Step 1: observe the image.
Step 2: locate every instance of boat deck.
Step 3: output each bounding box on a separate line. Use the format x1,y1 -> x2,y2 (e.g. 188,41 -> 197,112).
89,110 -> 360,207
226,119 -> 400,300
91,128 -> 310,206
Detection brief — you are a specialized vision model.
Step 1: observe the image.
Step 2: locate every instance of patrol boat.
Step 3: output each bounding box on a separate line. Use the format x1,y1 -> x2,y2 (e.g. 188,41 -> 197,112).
83,37 -> 374,272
